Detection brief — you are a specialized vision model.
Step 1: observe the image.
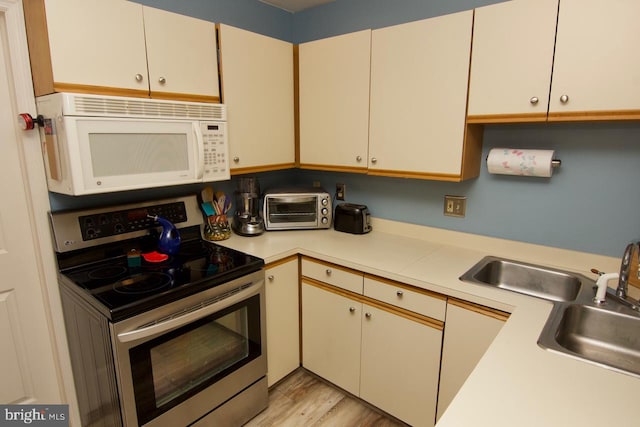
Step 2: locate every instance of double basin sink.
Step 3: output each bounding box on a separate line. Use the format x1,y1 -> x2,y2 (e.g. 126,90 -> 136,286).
460,256 -> 640,378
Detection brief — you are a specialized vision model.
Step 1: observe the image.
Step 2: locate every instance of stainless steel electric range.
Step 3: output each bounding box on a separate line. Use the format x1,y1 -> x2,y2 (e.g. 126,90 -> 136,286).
51,195 -> 268,426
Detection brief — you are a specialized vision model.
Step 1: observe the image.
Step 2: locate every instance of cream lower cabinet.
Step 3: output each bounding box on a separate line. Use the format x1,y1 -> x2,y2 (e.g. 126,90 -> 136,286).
301,259 -> 445,427
265,256 -> 300,387
218,24 -> 295,174
436,299 -> 509,420
301,282 -> 362,395
360,303 -> 442,427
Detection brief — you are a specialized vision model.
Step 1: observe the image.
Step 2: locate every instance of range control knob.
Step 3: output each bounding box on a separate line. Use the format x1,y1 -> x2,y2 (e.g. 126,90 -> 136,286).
321,217 -> 329,224
321,198 -> 329,206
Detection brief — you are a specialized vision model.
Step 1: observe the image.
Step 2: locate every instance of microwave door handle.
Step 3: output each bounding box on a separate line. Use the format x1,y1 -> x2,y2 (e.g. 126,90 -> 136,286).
193,122 -> 204,179
116,281 -> 261,344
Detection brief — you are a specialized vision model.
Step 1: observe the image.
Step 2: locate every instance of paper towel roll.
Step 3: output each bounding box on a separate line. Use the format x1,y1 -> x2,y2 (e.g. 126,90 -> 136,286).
487,148 -> 556,177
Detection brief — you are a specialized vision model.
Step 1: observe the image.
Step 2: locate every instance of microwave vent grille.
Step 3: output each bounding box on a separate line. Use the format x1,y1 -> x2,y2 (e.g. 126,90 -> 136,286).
71,96 -> 226,121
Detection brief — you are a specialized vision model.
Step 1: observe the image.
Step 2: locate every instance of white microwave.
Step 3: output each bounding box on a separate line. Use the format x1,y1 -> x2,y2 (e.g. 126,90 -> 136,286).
35,93 -> 229,195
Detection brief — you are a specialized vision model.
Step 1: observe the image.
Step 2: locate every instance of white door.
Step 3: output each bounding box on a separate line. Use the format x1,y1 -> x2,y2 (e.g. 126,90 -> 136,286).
0,0 -> 63,409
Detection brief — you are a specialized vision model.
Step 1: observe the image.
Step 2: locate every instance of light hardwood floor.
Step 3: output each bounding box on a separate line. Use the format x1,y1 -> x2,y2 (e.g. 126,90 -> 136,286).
245,369 -> 408,427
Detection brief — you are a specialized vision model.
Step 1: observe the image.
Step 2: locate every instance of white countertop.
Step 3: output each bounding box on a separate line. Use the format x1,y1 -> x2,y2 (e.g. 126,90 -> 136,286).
214,218 -> 638,427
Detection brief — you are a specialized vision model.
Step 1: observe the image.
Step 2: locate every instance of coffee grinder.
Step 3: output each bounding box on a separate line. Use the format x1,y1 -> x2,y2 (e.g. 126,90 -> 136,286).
232,177 -> 265,236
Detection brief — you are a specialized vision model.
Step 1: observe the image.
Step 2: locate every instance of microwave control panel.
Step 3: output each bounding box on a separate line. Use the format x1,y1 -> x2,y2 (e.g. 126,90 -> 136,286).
201,121 -> 229,181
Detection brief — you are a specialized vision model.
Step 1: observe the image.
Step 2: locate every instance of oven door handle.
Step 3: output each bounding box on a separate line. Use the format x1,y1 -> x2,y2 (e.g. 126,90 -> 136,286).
116,282 -> 260,343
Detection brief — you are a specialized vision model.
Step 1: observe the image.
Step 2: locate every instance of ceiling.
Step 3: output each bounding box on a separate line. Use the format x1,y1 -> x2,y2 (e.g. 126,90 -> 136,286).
258,0 -> 337,13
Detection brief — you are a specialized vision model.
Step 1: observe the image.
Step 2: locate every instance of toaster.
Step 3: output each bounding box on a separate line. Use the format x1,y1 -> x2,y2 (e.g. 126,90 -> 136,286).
334,203 -> 371,234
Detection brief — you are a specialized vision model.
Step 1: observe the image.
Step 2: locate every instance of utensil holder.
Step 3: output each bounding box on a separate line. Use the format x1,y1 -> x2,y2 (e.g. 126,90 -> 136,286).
204,215 -> 231,241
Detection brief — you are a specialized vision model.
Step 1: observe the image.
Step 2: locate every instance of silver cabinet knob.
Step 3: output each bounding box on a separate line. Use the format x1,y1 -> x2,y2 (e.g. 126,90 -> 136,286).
349,306 -> 356,313
560,94 -> 569,104
530,97 -> 539,105
356,155 -> 362,162
268,275 -> 274,281
396,290 -> 404,297
158,76 -> 166,84
233,157 -> 240,163
371,157 -> 377,164
365,312 -> 372,319
135,73 -> 144,82
325,268 -> 332,276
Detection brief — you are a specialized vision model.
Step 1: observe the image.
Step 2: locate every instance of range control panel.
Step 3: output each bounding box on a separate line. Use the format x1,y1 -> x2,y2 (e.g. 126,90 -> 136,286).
78,201 -> 187,241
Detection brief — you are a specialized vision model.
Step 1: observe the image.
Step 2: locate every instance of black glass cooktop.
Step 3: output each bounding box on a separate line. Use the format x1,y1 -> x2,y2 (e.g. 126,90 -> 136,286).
58,234 -> 263,321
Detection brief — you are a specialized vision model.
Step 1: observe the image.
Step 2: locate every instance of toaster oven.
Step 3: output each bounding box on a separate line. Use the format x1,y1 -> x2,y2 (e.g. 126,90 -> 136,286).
263,188 -> 332,230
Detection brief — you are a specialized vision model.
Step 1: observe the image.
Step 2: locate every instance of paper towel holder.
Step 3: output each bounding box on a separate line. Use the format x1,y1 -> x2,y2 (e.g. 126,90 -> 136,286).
484,156 -> 562,168
485,148 -> 562,178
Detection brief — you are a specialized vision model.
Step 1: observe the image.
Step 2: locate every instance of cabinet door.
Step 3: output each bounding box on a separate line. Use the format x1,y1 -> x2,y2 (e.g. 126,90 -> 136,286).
467,0 -> 558,123
301,282 -> 361,395
437,301 -> 508,420
549,0 -> 640,120
143,6 -> 220,102
299,30 -> 371,172
218,24 -> 295,173
40,0 -> 148,96
265,257 -> 300,387
368,11 -> 473,179
360,304 -> 442,427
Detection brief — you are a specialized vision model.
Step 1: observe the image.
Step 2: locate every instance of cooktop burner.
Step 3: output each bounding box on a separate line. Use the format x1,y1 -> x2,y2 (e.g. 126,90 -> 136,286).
58,235 -> 263,321
52,195 -> 264,321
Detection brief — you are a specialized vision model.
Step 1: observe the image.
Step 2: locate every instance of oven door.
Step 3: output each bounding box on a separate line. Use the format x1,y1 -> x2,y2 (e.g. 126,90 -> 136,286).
110,271 -> 266,426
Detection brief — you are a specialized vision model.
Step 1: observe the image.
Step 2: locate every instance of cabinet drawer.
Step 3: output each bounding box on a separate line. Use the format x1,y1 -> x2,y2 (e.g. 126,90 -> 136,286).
301,257 -> 363,294
364,276 -> 446,321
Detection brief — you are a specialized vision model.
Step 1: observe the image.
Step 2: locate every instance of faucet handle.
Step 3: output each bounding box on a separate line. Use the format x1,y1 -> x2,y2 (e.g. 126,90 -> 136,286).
594,272 -> 619,304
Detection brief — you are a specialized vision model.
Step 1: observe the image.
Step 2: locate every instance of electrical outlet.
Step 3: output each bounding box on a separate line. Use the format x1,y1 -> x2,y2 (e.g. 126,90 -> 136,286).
312,181 -> 321,188
444,195 -> 466,218
336,183 -> 346,200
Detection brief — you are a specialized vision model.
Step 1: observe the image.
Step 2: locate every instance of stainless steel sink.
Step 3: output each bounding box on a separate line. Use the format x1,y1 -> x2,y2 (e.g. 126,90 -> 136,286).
538,303 -> 640,378
460,256 -> 584,302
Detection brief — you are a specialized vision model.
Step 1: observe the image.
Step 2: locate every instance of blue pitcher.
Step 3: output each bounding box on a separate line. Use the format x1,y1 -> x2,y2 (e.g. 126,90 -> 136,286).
149,215 -> 181,255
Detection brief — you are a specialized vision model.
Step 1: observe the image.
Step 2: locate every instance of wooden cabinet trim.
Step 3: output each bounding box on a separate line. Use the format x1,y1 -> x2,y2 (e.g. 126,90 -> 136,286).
302,277 -> 444,331
299,163 -> 368,174
448,297 -> 510,322
50,83 -> 150,99
265,254 -> 299,269
548,110 -> 640,122
230,163 -> 296,175
363,273 -> 447,302
367,169 -> 465,182
467,113 -> 548,124
23,0 -> 54,96
301,256 -> 364,277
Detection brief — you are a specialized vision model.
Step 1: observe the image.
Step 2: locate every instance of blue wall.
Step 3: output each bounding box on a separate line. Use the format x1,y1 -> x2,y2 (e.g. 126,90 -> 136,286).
51,0 -> 640,259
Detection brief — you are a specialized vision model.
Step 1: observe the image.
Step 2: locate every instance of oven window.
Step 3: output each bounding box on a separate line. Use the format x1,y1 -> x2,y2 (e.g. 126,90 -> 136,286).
267,197 -> 317,223
129,295 -> 261,425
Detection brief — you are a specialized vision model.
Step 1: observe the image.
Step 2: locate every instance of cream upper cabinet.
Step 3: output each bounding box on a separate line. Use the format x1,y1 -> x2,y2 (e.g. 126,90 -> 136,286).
25,0 -> 219,102
467,0 -> 558,123
360,304 -> 442,427
218,24 -> 295,174
142,6 -> 219,101
369,10 -> 478,180
549,0 -> 640,120
265,257 -> 299,387
298,30 -> 371,172
437,300 -> 508,420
